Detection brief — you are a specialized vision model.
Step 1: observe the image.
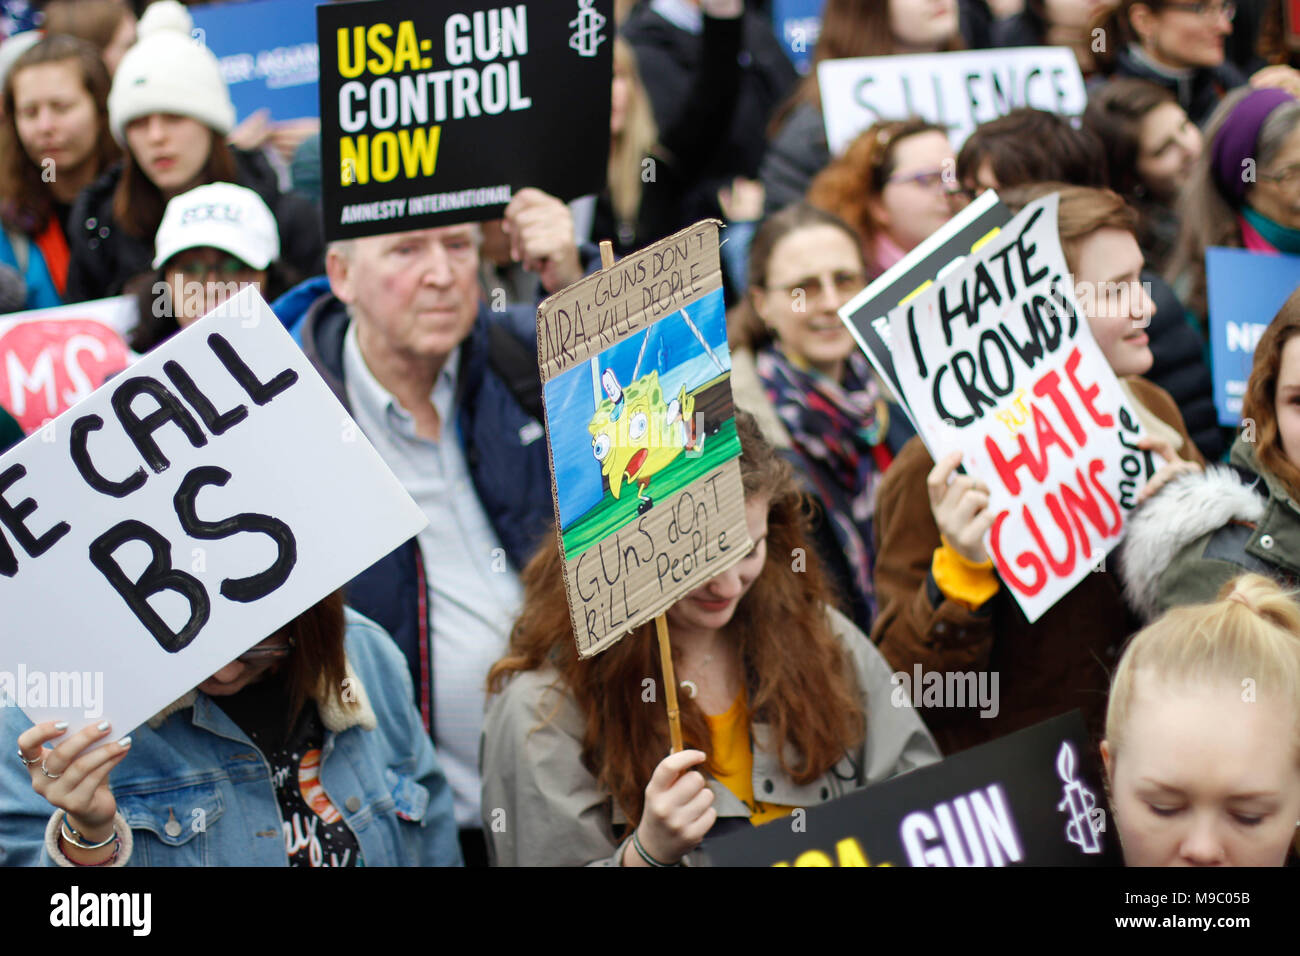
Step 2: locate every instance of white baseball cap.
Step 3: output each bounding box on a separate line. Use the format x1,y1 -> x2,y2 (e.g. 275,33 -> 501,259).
153,182 -> 281,270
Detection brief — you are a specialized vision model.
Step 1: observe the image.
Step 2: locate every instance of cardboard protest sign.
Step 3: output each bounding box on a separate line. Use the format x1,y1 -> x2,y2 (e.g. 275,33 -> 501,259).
192,0 -> 321,123
317,0 -> 613,241
840,190 -> 1011,426
0,288 -> 426,737
819,47 -> 1086,156
537,221 -> 750,658
890,194 -> 1157,623
770,0 -> 823,74
701,711 -> 1118,867
1207,246 -> 1300,426
0,297 -> 136,434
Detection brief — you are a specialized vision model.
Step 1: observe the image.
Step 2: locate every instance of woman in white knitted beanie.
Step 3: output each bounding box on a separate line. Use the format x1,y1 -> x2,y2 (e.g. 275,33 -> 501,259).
64,0 -> 323,303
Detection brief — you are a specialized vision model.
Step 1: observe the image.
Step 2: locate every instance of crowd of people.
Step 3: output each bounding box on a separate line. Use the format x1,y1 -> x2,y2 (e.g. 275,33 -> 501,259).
2,0 -> 1300,869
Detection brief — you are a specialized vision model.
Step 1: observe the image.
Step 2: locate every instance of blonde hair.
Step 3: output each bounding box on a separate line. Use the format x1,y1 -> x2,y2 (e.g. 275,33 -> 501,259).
1106,574 -> 1300,763
608,38 -> 657,230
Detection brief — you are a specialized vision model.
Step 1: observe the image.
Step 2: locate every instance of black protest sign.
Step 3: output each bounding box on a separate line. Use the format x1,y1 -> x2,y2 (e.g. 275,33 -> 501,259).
317,0 -> 613,240
700,711 -> 1119,867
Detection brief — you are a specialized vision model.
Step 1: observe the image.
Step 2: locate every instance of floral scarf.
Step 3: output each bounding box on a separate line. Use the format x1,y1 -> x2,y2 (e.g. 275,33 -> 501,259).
755,343 -> 892,616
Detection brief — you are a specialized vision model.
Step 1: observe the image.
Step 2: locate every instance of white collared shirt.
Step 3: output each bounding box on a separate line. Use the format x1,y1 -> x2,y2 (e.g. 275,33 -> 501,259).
343,323 -> 523,828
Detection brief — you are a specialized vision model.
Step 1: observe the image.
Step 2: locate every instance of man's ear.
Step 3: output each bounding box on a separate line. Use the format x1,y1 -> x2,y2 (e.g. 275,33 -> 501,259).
325,245 -> 355,306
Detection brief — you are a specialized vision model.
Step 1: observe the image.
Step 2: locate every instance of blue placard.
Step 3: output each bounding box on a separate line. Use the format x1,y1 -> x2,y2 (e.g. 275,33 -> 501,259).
190,0 -> 320,122
770,0 -> 823,74
1206,246 -> 1300,426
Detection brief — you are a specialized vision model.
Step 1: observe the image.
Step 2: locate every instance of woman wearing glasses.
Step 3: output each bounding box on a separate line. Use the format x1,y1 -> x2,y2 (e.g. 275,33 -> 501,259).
1168,86 -> 1300,331
0,591 -> 463,866
1092,0 -> 1245,126
729,203 -> 914,633
807,119 -> 959,280
127,182 -> 295,353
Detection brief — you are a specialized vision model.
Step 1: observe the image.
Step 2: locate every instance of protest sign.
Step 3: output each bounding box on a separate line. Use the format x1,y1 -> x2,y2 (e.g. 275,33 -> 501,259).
840,189 -> 1011,426
770,0 -> 823,74
537,221 -> 750,659
192,0 -> 320,123
317,0 -> 613,241
818,47 -> 1086,155
1206,246 -> 1300,426
0,288 -> 426,737
0,297 -> 135,434
701,710 -> 1118,866
890,194 -> 1156,623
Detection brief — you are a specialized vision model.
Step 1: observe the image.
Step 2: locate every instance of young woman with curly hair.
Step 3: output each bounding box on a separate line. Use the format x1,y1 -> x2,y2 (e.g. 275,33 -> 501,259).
480,411 -> 940,866
806,118 -> 959,279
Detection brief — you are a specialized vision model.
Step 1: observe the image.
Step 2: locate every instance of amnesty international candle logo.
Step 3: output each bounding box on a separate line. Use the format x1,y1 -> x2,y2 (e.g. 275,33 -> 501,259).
1056,741 -> 1104,854
569,0 -> 607,58
318,0 -> 612,241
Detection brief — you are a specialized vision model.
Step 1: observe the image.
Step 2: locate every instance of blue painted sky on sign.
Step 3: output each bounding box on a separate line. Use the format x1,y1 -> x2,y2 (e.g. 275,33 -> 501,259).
544,287 -> 730,528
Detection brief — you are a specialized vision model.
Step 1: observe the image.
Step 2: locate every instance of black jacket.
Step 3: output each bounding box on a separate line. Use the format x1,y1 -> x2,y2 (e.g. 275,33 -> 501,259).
65,148 -> 324,303
760,101 -> 828,215
624,3 -> 796,225
1113,45 -> 1246,127
1144,269 -> 1225,462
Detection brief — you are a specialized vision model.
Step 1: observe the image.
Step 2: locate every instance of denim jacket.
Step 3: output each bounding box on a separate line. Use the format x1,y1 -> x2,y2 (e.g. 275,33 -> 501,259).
480,606 -> 941,866
0,610 -> 462,867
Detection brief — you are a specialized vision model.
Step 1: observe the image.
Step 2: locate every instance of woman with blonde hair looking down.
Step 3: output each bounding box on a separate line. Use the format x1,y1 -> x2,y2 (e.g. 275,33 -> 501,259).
1103,573 -> 1300,866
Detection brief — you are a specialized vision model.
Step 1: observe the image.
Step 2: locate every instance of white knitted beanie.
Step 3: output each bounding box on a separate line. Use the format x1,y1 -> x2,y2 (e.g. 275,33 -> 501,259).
108,1 -> 236,145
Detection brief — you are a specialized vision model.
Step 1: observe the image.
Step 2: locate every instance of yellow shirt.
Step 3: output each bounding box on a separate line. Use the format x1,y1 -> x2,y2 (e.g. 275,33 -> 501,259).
704,690 -> 798,826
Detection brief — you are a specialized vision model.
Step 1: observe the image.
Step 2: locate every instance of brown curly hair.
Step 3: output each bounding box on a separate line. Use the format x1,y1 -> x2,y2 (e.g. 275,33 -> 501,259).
486,411 -> 866,827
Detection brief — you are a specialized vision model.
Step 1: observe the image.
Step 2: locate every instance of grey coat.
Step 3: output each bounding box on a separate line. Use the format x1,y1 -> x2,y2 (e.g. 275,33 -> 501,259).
479,606 -> 941,866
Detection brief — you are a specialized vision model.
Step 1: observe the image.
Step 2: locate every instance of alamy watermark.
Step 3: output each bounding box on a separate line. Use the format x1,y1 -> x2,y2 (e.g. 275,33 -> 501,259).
890,664 -> 1000,719
0,666 -> 103,719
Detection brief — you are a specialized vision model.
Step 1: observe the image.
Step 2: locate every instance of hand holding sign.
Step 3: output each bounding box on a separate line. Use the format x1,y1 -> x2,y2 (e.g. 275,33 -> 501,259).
1134,435 -> 1201,504
17,720 -> 128,862
927,450 -> 994,565
503,188 -> 583,294
629,748 -> 717,866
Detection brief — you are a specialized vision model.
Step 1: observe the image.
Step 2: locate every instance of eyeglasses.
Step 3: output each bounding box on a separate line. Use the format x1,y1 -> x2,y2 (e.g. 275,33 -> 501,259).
167,256 -> 258,278
1160,1 -> 1236,20
769,270 -> 867,303
1258,163 -> 1300,193
235,640 -> 295,666
885,168 -> 961,195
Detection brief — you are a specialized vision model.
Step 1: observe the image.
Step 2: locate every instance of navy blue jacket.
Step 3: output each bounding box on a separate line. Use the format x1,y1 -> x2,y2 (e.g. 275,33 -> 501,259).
299,292 -> 553,732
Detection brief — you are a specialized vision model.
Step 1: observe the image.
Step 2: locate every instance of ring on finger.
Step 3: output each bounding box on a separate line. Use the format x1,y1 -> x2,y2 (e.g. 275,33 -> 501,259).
39,756 -> 62,779
17,748 -> 41,767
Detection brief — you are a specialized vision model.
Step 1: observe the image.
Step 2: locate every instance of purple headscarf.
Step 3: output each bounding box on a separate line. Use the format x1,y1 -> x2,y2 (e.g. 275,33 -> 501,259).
1212,87 -> 1298,204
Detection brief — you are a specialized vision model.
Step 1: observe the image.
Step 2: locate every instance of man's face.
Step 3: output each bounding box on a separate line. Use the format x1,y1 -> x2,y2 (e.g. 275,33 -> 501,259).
328,226 -> 481,364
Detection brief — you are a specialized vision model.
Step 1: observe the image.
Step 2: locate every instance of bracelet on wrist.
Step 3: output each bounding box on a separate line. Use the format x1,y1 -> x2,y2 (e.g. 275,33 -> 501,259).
61,813 -> 117,851
632,828 -> 683,868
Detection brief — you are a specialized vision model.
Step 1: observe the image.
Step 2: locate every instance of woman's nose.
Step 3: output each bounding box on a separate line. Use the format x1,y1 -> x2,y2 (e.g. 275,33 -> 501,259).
1178,813 -> 1227,865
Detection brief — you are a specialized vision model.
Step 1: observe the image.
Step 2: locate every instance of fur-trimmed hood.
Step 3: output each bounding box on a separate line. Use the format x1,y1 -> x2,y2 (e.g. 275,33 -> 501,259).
1120,464 -> 1266,622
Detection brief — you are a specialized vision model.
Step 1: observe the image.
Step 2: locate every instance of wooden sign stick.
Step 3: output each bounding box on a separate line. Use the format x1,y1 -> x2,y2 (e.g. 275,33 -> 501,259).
597,239 -> 684,754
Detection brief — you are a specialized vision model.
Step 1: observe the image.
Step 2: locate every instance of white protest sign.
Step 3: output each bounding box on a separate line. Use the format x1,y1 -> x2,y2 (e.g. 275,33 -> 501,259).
0,297 -> 136,434
818,47 -> 1086,155
889,194 -> 1156,623
0,287 -> 427,736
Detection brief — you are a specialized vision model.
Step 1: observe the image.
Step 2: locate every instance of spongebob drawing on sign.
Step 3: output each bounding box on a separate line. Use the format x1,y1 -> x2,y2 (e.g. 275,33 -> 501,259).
541,285 -> 739,557
589,368 -> 703,514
